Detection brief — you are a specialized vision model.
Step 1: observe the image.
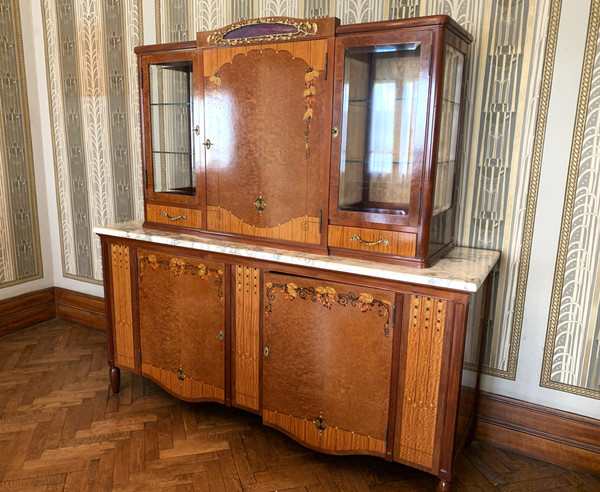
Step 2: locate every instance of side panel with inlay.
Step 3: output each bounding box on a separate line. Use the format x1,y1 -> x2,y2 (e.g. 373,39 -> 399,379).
394,294 -> 447,470
110,244 -> 135,370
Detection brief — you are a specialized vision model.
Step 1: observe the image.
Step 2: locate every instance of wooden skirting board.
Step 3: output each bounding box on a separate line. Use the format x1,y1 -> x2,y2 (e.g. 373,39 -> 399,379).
0,287 -> 106,336
476,391 -> 600,475
0,288 -> 598,475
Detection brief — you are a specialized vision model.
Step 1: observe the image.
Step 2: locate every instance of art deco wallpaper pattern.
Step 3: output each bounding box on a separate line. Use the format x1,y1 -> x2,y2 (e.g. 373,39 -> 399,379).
154,0 -> 556,381
42,0 -> 142,282
0,0 -> 42,288
543,0 -> 600,399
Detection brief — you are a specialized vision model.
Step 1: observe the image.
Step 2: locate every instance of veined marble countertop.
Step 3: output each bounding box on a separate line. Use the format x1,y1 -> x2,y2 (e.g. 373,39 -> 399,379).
95,220 -> 500,293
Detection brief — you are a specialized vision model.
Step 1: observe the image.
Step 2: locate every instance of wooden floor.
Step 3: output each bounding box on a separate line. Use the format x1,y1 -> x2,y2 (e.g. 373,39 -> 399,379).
0,320 -> 598,491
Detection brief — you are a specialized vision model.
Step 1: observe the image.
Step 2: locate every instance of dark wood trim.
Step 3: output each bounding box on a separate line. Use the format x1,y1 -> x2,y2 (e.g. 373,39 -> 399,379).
0,286 -> 106,337
475,391 -> 600,475
55,287 -> 106,331
0,288 -> 56,336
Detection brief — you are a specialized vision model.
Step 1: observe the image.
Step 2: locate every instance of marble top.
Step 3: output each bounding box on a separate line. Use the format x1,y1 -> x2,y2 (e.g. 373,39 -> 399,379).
94,220 -> 500,293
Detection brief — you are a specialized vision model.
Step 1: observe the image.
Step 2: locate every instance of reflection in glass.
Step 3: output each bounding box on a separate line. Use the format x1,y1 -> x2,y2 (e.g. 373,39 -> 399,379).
430,45 -> 464,253
338,43 -> 421,216
149,61 -> 195,195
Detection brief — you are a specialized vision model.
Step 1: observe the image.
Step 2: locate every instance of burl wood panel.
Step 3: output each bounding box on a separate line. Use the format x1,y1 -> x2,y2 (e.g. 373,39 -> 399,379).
137,250 -> 225,402
262,273 -> 394,455
207,206 -> 320,244
395,295 -> 447,470
204,40 -> 329,242
328,225 -> 417,257
145,203 -> 202,229
234,265 -> 260,411
110,244 -> 135,370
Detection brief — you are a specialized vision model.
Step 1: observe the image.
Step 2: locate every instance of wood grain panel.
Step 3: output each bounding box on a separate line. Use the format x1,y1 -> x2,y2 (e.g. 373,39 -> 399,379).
110,244 -> 135,370
395,295 -> 447,470
204,40 -> 328,74
145,203 -> 202,229
233,265 -> 260,411
141,362 -> 225,401
137,250 -> 225,402
263,410 -> 386,456
207,206 -> 320,244
328,225 -> 417,257
262,273 -> 394,449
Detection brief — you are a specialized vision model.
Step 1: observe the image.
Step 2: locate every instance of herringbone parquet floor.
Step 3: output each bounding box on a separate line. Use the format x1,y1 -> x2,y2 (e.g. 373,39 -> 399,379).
0,320 -> 598,491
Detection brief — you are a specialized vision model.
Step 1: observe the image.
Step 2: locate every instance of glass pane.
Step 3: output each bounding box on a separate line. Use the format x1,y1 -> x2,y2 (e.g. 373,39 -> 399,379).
338,43 -> 421,215
432,45 -> 464,216
149,61 -> 195,195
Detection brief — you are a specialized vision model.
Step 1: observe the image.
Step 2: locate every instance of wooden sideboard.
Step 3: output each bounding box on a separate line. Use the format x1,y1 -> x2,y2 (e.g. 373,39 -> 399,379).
97,221 -> 498,491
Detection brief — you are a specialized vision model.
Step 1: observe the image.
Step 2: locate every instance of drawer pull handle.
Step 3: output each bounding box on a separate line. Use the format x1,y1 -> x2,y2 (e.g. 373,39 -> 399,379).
161,211 -> 187,221
349,234 -> 391,247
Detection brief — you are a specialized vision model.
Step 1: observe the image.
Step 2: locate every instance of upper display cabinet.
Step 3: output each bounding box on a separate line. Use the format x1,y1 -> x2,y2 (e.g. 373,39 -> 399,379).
135,16 -> 472,267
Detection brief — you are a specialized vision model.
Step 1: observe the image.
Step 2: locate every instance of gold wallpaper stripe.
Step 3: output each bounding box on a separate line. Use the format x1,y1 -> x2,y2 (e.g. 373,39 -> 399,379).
542,0 -> 600,400
0,0 -> 42,288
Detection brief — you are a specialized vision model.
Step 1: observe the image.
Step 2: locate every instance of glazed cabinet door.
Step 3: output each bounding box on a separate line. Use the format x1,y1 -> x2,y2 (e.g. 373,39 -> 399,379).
139,49 -> 204,228
136,249 -> 226,402
327,29 -> 434,262
262,273 -> 395,456
202,39 -> 332,248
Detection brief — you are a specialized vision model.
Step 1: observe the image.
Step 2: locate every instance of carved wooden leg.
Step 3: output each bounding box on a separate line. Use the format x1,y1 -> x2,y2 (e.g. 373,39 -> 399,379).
109,366 -> 121,393
437,479 -> 451,491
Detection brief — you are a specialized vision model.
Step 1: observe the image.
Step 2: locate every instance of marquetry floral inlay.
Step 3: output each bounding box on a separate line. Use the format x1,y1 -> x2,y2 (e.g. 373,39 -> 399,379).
265,282 -> 391,337
303,67 -> 319,159
138,255 -> 224,301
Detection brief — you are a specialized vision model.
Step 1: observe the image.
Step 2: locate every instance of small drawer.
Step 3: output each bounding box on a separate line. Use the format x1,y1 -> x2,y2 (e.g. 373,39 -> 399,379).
146,204 -> 202,229
328,225 -> 416,257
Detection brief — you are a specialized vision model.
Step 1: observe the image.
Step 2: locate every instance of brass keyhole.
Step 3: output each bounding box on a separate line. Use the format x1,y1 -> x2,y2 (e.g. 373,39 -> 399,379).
176,368 -> 186,381
313,414 -> 327,432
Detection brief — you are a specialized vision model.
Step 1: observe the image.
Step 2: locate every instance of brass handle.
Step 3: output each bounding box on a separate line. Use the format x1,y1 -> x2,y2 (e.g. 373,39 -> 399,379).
349,235 -> 391,247
332,126 -> 339,138
161,211 -> 187,221
203,139 -> 212,149
176,368 -> 186,381
195,125 -> 200,135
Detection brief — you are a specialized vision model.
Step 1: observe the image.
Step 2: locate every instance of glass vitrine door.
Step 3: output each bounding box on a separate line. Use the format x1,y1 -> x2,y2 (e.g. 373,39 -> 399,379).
141,50 -> 200,205
331,31 -> 432,227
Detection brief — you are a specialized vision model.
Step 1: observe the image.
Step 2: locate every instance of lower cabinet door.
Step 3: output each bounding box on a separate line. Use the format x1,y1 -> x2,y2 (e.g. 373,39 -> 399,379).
262,273 -> 395,456
137,249 -> 226,402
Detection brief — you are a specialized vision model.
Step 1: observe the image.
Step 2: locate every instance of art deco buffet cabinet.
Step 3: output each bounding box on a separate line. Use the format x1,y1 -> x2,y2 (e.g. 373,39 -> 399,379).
97,15 -> 496,492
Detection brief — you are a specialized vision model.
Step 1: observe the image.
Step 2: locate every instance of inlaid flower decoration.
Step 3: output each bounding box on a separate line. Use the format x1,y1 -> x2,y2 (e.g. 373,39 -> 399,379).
303,67 -> 319,159
138,255 -> 224,301
265,281 -> 391,337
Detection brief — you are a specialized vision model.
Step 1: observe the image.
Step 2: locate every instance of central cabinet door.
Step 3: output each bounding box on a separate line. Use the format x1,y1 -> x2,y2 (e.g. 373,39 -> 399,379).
202,40 -> 331,247
137,249 -> 226,402
262,273 -> 395,456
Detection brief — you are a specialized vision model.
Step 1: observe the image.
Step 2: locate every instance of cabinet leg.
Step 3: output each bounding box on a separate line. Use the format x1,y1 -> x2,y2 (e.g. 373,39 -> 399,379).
436,479 -> 451,491
109,366 -> 121,393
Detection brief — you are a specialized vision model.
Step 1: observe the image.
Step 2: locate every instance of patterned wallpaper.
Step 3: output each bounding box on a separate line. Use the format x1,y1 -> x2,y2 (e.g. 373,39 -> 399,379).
42,0 -> 142,283
543,0 -> 600,400
0,0 -> 42,289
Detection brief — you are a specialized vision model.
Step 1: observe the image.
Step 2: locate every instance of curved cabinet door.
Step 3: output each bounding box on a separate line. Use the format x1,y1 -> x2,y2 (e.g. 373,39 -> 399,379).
137,249 -> 226,402
203,39 -> 332,246
262,273 -> 395,456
